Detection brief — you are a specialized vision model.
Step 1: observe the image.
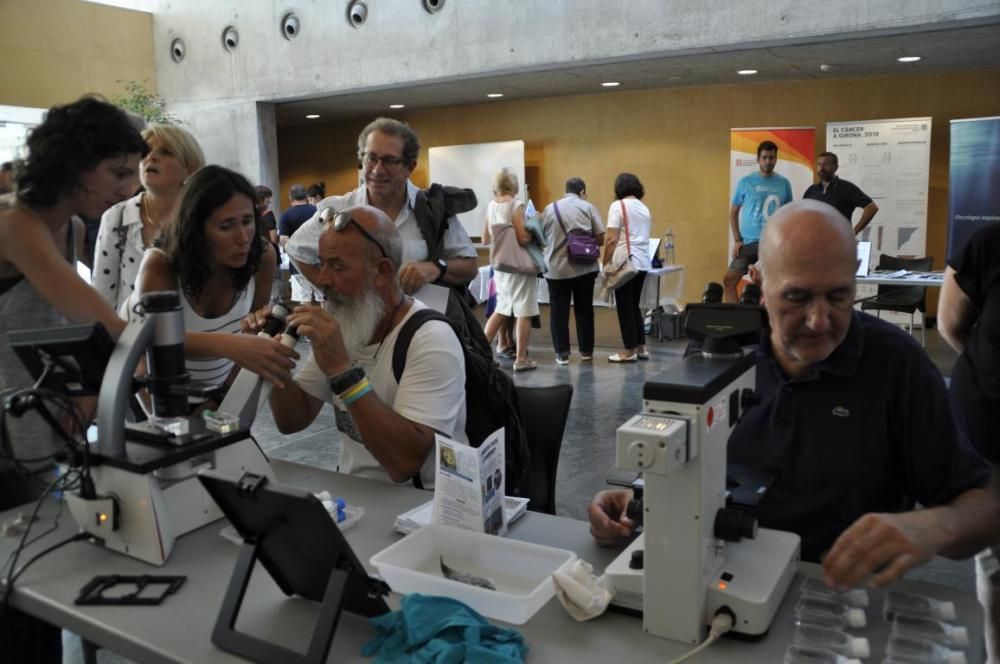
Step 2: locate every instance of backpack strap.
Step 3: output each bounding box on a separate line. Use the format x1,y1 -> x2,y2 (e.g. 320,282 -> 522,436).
392,309 -> 453,383
391,308 -> 456,490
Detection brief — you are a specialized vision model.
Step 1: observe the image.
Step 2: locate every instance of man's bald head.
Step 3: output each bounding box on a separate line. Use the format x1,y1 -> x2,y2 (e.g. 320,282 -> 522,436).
758,200 -> 859,377
323,204 -> 403,268
759,200 -> 857,279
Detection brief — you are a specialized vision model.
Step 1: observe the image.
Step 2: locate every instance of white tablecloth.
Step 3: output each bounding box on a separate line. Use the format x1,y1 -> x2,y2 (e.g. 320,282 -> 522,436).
469,265 -> 684,310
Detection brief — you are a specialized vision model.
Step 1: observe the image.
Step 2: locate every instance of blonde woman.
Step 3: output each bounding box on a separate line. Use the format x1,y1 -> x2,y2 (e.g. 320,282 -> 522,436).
482,168 -> 539,371
93,123 -> 205,314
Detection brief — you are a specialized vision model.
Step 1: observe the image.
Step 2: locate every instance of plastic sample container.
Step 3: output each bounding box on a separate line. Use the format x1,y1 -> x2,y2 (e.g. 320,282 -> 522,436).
370,523 -> 577,624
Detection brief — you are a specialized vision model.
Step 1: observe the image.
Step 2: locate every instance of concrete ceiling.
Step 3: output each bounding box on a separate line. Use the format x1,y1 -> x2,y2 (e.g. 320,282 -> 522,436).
274,24 -> 1000,127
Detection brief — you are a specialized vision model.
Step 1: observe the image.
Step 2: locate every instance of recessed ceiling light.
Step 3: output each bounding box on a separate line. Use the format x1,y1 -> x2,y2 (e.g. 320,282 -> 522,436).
820,64 -> 834,72
389,104 -> 405,109
897,55 -> 922,63
737,69 -> 758,75
486,93 -> 504,98
601,81 -> 620,87
305,114 -> 320,119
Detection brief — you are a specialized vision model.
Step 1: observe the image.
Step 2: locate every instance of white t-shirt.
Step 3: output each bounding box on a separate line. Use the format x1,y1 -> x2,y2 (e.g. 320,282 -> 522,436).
606,198 -> 653,271
294,300 -> 467,488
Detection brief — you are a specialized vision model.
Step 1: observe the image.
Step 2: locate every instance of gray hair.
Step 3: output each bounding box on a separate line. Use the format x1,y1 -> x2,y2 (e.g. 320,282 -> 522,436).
357,117 -> 420,165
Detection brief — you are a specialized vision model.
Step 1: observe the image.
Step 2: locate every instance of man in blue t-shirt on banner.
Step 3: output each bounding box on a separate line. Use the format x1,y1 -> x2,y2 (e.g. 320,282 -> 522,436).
724,140 -> 793,302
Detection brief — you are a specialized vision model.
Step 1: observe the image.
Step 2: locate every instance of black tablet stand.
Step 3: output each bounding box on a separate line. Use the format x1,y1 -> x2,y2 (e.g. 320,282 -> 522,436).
199,471 -> 390,664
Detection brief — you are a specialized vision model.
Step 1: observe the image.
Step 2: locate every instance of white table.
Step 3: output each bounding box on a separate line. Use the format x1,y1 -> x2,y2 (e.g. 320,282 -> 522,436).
470,264 -> 685,310
0,459 -> 984,663
857,270 -> 944,287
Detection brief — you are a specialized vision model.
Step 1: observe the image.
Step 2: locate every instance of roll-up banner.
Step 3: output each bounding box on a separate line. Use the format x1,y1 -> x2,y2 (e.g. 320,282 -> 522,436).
947,116 -> 1000,260
728,127 -> 815,258
826,117 -> 932,261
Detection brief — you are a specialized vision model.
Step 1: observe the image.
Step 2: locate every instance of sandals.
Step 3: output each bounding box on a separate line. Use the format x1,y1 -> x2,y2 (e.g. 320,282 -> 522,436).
608,353 -> 638,363
513,359 -> 537,372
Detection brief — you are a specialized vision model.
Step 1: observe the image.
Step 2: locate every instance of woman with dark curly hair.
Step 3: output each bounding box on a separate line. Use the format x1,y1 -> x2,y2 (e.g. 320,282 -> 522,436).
0,95 -> 147,664
130,165 -> 296,411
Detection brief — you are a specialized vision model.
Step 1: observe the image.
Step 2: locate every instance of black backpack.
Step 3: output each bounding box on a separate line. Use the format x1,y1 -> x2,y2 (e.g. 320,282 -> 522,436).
392,309 -> 530,497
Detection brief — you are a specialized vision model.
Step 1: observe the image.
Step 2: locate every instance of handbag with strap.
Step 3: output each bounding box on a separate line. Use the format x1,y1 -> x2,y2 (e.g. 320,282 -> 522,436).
601,200 -> 639,291
490,201 -> 537,275
553,201 -> 600,264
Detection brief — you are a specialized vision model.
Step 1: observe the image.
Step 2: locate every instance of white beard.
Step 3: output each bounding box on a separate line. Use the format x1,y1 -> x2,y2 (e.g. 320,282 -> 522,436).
324,285 -> 386,357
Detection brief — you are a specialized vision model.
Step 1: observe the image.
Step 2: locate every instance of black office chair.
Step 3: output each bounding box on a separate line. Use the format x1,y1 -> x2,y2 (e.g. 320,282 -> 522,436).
860,254 -> 934,345
514,384 -> 573,515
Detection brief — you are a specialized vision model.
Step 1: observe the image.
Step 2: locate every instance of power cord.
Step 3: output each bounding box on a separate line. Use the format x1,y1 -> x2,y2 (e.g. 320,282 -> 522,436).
666,609 -> 735,664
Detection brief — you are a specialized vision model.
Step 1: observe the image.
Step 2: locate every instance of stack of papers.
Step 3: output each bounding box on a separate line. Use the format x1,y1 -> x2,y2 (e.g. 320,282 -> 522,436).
394,496 -> 531,535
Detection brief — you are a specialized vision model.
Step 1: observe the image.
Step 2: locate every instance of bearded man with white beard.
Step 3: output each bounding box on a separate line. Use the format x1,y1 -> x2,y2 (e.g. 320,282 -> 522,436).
260,205 -> 468,488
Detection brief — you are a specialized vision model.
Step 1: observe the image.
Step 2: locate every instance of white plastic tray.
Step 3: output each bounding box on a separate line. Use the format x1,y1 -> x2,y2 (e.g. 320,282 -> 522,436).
370,523 -> 576,625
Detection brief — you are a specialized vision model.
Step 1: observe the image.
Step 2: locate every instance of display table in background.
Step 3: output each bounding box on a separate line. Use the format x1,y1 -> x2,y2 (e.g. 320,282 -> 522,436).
470,264 -> 685,310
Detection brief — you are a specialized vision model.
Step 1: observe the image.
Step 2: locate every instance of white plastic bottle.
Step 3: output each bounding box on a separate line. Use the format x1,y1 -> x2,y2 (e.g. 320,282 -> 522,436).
891,614 -> 969,649
885,634 -> 967,664
794,596 -> 868,629
792,623 -> 870,659
884,590 -> 957,621
800,578 -> 870,608
784,644 -> 861,664
663,229 -> 675,265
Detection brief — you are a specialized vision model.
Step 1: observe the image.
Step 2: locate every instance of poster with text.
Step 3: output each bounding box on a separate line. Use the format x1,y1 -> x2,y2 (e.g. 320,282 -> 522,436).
826,117 -> 932,260
729,127 -> 815,259
947,116 -> 1000,261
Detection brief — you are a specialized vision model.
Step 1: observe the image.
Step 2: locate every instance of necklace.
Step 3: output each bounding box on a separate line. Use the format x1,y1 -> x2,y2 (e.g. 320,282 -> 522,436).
373,295 -> 409,360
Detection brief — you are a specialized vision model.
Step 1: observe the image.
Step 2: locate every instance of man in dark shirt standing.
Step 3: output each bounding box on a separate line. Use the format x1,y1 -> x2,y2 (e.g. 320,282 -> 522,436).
279,184 -> 317,302
803,152 -> 879,235
589,200 -> 999,589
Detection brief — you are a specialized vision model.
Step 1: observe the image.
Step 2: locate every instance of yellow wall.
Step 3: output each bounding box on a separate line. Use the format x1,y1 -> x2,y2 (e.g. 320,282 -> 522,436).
0,0 -> 156,108
278,68 -> 1000,309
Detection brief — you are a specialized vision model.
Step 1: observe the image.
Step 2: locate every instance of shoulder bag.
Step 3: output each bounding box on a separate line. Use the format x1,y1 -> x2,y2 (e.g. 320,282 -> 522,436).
601,200 -> 639,290
553,201 -> 600,264
490,201 -> 537,275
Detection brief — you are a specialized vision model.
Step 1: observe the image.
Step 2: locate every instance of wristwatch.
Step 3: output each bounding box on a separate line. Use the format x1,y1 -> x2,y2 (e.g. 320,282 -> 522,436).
434,258 -> 448,281
328,366 -> 366,396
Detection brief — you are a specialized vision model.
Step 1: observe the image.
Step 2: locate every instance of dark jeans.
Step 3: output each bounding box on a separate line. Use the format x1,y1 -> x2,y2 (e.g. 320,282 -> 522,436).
0,470 -> 63,664
546,272 -> 598,356
614,270 -> 647,350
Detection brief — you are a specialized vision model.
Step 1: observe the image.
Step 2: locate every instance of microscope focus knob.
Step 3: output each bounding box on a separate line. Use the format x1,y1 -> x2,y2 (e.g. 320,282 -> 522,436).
626,440 -> 654,469
714,508 -> 758,542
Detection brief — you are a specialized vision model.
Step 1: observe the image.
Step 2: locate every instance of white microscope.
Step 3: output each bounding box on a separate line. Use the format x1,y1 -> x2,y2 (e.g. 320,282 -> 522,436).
19,292 -> 292,565
605,284 -> 801,645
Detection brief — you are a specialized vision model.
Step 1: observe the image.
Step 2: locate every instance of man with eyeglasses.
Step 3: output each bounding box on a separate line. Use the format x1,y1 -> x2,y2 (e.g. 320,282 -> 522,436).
286,117 -> 477,299
590,200 -> 998,589
263,205 -> 467,488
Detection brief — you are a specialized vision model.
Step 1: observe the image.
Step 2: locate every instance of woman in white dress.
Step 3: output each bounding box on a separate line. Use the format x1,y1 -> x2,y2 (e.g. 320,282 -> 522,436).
482,168 -> 539,371
93,124 -> 205,313
133,165 -> 296,412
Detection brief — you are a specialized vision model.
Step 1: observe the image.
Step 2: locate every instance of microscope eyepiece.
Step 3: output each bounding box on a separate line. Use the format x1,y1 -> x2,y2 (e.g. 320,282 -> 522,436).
739,282 -> 762,306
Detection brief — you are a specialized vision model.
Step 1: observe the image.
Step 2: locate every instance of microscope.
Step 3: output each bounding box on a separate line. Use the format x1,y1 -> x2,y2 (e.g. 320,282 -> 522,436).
604,283 -> 801,644
15,292 -> 291,565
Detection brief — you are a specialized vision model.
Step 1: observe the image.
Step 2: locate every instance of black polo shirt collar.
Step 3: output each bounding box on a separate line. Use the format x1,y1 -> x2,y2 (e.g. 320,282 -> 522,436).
760,310 -> 865,384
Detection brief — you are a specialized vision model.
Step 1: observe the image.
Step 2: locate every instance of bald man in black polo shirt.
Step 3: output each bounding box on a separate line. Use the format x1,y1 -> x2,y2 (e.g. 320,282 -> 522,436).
589,200 -> 999,589
803,152 -> 879,235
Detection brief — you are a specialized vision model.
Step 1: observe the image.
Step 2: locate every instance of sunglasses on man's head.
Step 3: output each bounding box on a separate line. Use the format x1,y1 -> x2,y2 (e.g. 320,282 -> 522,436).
319,208 -> 389,260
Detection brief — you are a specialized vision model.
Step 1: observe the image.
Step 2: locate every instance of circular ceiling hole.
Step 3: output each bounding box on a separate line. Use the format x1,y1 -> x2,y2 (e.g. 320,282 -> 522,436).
423,0 -> 445,13
281,13 -> 300,40
222,26 -> 239,52
348,0 -> 368,27
170,38 -> 185,63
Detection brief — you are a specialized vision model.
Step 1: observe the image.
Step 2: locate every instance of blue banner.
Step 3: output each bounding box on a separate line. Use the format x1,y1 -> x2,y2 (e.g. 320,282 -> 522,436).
948,117 -> 1000,260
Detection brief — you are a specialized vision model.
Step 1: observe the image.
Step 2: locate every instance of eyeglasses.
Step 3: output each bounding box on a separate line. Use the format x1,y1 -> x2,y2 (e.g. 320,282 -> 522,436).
321,208 -> 389,260
359,151 -> 407,170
